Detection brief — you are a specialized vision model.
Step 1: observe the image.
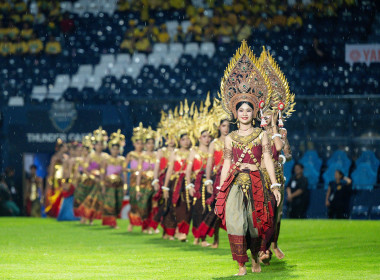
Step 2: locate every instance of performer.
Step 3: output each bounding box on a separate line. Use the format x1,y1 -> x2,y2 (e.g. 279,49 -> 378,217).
161,101 -> 192,241
101,130 -> 126,229
135,126 -> 157,233
151,111 -> 177,238
25,164 -> 43,217
78,127 -> 109,225
186,97 -> 212,246
259,47 -> 295,259
45,139 -> 68,218
57,141 -> 80,221
215,41 -> 281,275
198,98 -> 230,248
126,123 -> 145,232
73,134 -> 93,222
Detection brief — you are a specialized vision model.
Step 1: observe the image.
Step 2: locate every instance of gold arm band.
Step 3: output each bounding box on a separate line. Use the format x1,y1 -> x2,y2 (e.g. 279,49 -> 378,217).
263,143 -> 272,155
136,185 -> 140,192
223,148 -> 232,159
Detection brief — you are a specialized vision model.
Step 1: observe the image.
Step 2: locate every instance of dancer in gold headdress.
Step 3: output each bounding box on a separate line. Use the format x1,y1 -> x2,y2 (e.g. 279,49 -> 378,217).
150,111 -> 177,236
57,141 -> 80,221
78,127 -> 109,224
127,123 -> 145,232
45,138 -> 68,218
101,130 -> 126,228
186,95 -> 213,246
73,134 -> 93,220
161,101 -> 192,241
198,97 -> 230,248
258,47 -> 295,259
134,126 -> 157,233
215,41 -> 281,275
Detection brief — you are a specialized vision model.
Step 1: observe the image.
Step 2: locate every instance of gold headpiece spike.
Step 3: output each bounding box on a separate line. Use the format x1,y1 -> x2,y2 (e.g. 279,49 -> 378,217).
204,92 -> 211,111
184,99 -> 189,115
199,101 -> 204,113
179,102 -> 184,117
194,105 -> 199,118
190,101 -> 195,116
174,106 -> 178,118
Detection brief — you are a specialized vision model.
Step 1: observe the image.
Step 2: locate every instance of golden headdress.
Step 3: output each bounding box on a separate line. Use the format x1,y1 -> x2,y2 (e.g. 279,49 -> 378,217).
258,47 -> 296,127
131,122 -> 145,143
172,99 -> 194,144
157,109 -> 177,147
92,126 -> 108,149
143,126 -> 157,142
191,93 -> 212,145
220,40 -> 273,127
207,96 -> 230,137
108,129 -> 126,152
82,133 -> 92,149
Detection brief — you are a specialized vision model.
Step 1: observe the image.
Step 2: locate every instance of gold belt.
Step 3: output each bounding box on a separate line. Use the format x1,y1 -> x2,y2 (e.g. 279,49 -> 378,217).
106,174 -> 122,183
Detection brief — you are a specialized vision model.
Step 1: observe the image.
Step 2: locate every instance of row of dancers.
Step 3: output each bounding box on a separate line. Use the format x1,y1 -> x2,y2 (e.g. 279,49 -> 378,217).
43,41 -> 295,275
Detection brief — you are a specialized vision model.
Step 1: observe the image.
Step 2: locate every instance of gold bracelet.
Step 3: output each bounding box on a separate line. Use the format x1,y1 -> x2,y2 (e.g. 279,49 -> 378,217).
136,185 -> 140,192
123,183 -> 128,191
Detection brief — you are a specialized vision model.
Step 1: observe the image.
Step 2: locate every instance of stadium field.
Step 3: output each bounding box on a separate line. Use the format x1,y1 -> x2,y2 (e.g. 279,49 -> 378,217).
0,218 -> 379,280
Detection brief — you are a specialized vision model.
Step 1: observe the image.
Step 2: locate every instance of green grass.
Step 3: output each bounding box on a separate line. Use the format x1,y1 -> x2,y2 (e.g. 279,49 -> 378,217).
0,218 -> 379,280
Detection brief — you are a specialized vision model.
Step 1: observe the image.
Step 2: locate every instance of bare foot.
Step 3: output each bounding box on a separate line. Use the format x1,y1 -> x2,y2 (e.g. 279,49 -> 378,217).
127,224 -> 133,232
113,226 -> 119,229
272,244 -> 285,259
235,265 -> 247,276
201,241 -> 211,247
89,220 -> 94,226
148,229 -> 153,235
142,229 -> 149,234
178,233 -> 187,242
80,218 -> 85,224
211,242 -> 219,249
251,254 -> 261,273
193,238 -> 200,245
259,250 -> 271,266
162,234 -> 169,240
168,236 -> 175,241
154,229 -> 160,234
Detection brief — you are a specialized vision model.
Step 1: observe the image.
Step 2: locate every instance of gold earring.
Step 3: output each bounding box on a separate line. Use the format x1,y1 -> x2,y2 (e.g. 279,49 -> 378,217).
237,121 -> 240,129
252,119 -> 255,126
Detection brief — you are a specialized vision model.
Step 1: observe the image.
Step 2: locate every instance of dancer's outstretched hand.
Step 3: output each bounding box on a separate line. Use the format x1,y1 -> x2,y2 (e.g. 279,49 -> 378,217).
273,189 -> 281,207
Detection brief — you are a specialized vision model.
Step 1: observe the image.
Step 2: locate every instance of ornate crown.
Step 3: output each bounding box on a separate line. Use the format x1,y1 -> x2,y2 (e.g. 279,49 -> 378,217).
131,122 -> 145,143
108,129 -> 126,151
191,92 -> 212,145
172,99 -> 194,144
82,133 -> 93,149
143,126 -> 157,142
92,126 -> 108,149
258,47 -> 296,126
220,40 -> 273,126
208,96 -> 230,137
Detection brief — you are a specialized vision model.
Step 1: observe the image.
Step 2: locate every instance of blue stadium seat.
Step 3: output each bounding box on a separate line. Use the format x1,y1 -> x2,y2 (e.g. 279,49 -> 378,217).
351,205 -> 369,220
351,162 -> 377,190
356,151 -> 380,173
303,163 -> 320,189
370,205 -> 380,220
300,150 -> 322,172
327,150 -> 351,173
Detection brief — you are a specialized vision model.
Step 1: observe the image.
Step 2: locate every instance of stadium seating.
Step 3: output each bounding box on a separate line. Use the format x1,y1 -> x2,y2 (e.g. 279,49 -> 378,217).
351,163 -> 377,190
350,205 -> 369,220
369,205 -> 380,220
